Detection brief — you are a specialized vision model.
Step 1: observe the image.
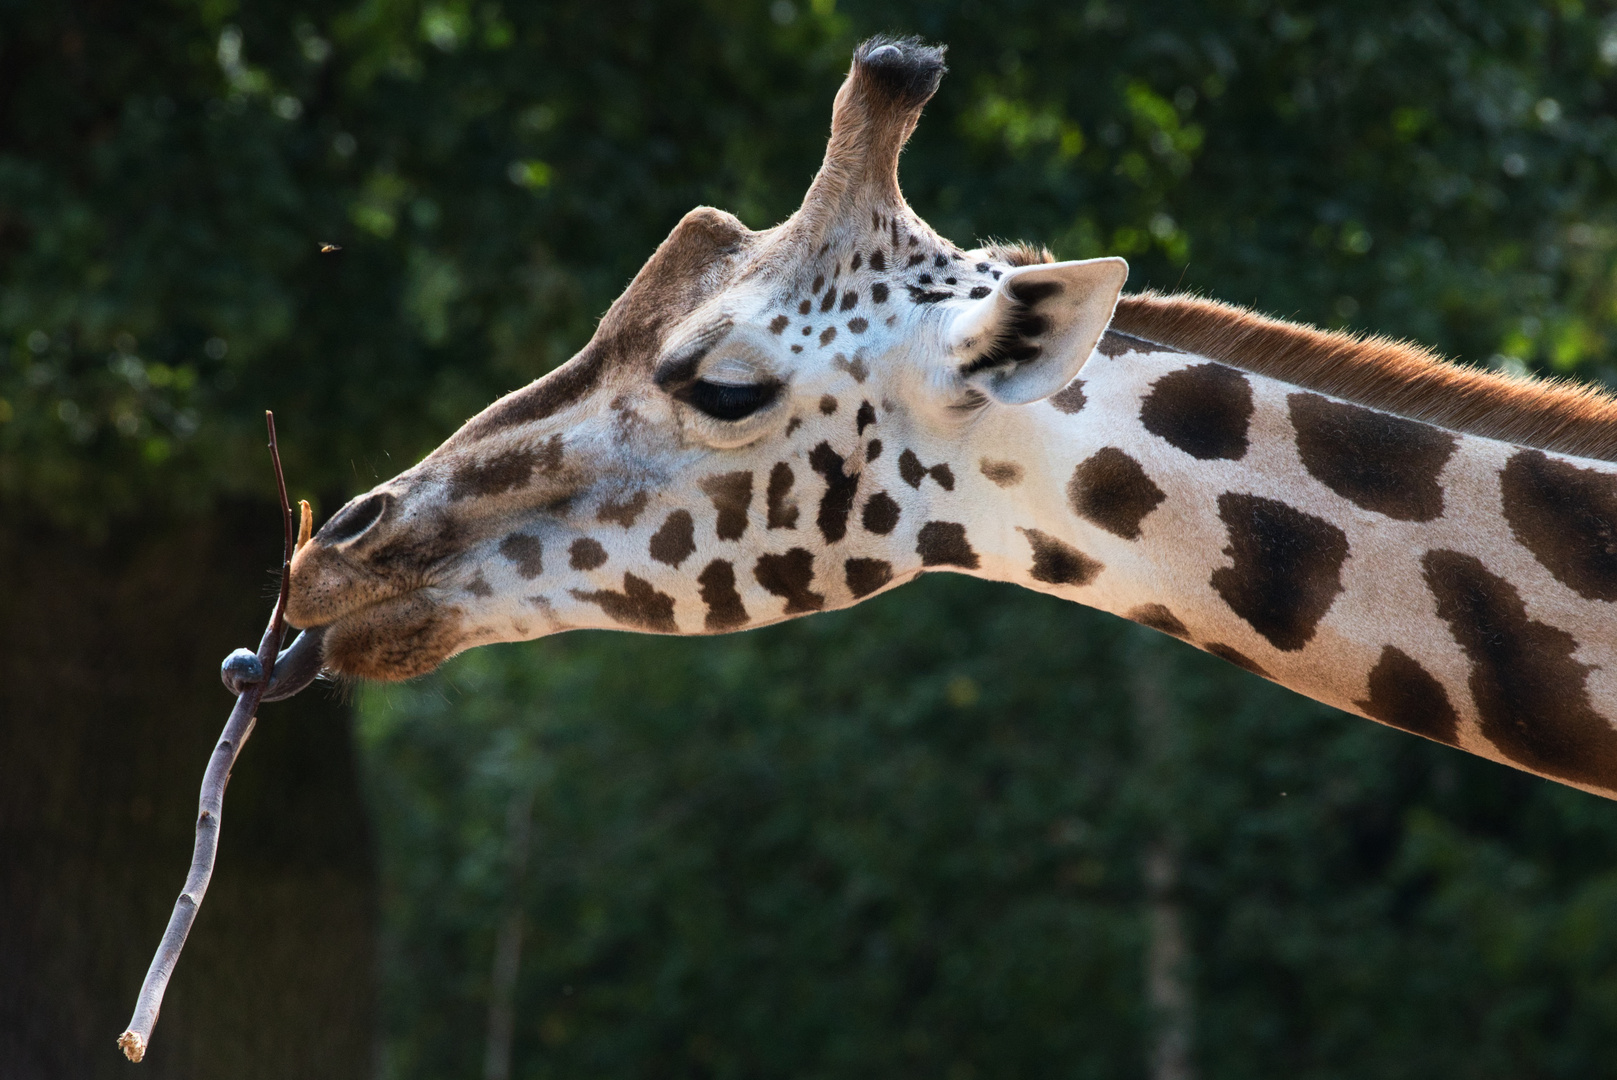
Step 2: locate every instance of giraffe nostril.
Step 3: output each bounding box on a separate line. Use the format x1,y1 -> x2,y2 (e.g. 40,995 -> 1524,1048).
318,492 -> 392,546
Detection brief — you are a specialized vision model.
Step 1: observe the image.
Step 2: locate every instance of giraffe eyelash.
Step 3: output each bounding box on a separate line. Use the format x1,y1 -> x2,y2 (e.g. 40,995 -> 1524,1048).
676,378 -> 783,422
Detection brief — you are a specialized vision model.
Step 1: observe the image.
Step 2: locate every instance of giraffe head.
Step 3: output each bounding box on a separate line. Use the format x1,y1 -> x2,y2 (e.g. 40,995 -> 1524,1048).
287,37 -> 1127,680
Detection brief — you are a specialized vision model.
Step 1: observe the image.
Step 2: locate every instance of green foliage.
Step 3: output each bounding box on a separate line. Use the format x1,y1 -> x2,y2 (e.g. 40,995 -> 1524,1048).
6,1 -> 1615,519
363,583 -> 1146,1079
365,582 -> 1617,1079
0,0 -> 850,520
9,0 -> 1617,1076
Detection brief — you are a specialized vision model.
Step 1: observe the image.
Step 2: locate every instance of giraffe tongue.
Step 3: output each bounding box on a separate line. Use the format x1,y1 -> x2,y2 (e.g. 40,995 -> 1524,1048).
259,626 -> 327,702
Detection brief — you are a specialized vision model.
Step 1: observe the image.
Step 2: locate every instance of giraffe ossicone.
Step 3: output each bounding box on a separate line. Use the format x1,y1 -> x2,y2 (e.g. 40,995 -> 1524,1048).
286,37 -> 1617,798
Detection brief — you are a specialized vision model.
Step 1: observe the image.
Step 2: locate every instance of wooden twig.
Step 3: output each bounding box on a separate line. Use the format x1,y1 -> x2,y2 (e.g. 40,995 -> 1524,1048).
118,411 -> 296,1063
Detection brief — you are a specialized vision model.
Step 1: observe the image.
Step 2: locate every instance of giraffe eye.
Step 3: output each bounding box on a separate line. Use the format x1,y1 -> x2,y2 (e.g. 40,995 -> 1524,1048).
677,378 -> 782,422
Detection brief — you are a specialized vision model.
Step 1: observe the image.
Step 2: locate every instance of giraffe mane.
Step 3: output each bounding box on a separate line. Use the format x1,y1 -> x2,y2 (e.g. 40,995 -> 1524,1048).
1110,291 -> 1617,463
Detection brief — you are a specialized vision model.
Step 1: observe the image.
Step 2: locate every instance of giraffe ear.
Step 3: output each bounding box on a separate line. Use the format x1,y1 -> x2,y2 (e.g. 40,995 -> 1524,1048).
948,257 -> 1128,405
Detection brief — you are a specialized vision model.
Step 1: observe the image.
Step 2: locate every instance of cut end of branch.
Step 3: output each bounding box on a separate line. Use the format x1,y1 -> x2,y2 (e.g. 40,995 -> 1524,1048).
118,1030 -> 147,1062
296,500 -> 313,552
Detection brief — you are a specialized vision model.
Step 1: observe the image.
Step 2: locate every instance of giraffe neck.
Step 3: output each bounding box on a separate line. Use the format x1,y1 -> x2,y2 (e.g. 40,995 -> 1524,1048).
943,332 -> 1617,796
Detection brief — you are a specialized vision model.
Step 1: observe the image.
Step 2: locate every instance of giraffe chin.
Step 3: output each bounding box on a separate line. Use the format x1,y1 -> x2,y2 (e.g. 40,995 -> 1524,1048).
318,592 -> 467,682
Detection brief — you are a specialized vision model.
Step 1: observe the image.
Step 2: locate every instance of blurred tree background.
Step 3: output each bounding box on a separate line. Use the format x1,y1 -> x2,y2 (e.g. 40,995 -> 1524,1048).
5,0 -> 1617,1078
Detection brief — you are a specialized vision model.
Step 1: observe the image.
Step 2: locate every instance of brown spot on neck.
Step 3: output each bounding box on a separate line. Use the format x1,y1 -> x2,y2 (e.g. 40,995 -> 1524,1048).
498,533 -> 544,579
845,557 -> 894,598
1048,379 -> 1087,415
697,559 -> 748,631
836,352 -> 871,382
648,509 -> 696,567
1140,363 -> 1253,461
1210,494 -> 1348,652
808,442 -> 861,543
916,521 -> 979,569
1355,646 -> 1460,746
700,471 -> 753,541
861,492 -> 900,535
1423,548 -> 1617,790
766,462 -> 799,529
898,449 -> 926,488
754,548 -> 824,613
1067,448 -> 1165,540
1289,392 -> 1456,521
1017,528 -> 1102,586
979,459 -> 1024,487
597,491 -> 650,528
898,449 -> 953,490
1500,449 -> 1617,601
571,573 -> 678,633
1127,604 -> 1188,639
568,537 -> 607,570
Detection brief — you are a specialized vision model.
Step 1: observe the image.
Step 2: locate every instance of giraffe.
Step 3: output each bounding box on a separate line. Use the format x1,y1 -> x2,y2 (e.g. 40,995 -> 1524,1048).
263,37 -> 1617,798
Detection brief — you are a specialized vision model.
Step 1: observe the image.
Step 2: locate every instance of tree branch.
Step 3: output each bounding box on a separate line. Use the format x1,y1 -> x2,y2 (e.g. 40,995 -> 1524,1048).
118,411 -> 297,1063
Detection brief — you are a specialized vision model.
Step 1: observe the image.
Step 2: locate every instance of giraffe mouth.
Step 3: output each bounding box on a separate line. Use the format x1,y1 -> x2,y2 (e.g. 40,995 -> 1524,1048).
259,626 -> 329,701
286,534 -> 472,681
315,590 -> 469,682
288,531 -> 436,631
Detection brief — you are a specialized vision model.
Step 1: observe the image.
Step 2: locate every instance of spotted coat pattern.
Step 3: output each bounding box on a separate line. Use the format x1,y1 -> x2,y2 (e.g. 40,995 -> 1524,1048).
287,35 -> 1617,800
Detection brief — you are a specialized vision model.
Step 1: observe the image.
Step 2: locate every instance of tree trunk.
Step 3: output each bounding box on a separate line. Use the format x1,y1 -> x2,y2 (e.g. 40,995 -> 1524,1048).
483,783 -> 536,1080
0,504 -> 376,1080
1143,839 -> 1194,1080
1131,638 -> 1196,1080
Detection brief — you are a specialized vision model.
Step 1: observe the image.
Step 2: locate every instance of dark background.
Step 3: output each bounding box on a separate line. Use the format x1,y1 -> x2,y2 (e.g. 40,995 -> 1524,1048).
4,1 -> 1617,1077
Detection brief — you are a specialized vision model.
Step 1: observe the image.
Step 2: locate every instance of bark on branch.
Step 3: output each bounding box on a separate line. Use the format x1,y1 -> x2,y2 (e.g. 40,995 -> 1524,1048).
117,411 -> 299,1063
